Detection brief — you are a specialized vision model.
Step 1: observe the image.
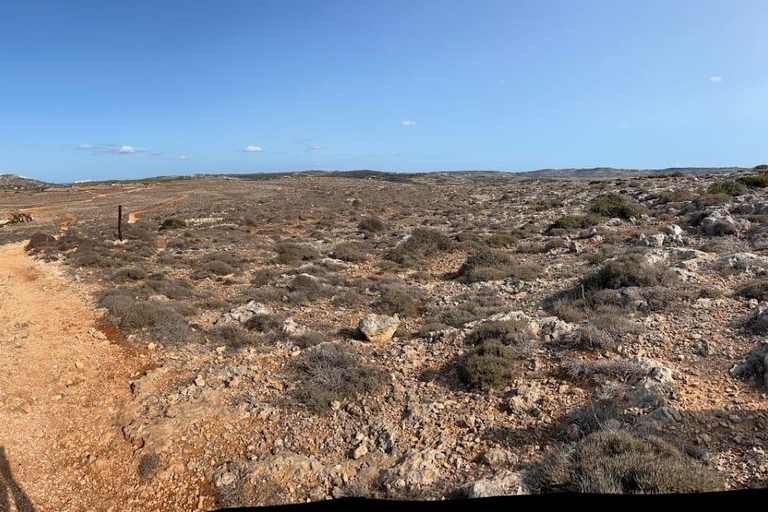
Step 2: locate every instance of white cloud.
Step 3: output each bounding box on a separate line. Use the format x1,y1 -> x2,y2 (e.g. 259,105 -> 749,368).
710,75 -> 723,83
179,156 -> 190,161
78,143 -> 94,149
309,143 -> 323,150
118,145 -> 142,154
243,145 -> 264,153
617,124 -> 631,130
400,120 -> 417,127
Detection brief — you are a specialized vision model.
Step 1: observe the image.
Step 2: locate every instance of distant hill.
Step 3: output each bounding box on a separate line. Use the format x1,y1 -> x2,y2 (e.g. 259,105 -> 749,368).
517,167 -> 750,179
0,174 -> 51,191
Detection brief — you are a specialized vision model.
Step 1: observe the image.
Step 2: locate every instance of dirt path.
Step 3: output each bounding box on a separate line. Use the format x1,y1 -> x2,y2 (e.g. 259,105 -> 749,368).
0,242 -> 144,511
127,195 -> 189,224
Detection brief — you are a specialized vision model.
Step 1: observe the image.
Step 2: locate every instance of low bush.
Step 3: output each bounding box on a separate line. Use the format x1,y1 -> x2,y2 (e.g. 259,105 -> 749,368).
142,277 -> 194,299
160,218 -> 187,230
331,242 -> 369,263
276,243 -> 319,264
527,430 -> 722,493
110,266 -> 148,283
739,175 -> 768,188
137,451 -> 162,481
287,274 -> 332,304
486,233 -> 518,248
293,344 -> 388,414
244,313 -> 284,333
738,278 -> 768,301
652,189 -> 694,204
385,228 -> 454,264
562,359 -> 646,384
589,194 -> 648,220
581,253 -> 670,290
708,180 -> 747,196
548,214 -> 603,232
208,324 -> 259,349
358,216 -> 386,233
456,340 -> 522,391
293,332 -> 330,348
693,193 -> 731,208
373,283 -> 427,318
465,320 -> 534,347
455,250 -> 540,283
97,289 -> 189,335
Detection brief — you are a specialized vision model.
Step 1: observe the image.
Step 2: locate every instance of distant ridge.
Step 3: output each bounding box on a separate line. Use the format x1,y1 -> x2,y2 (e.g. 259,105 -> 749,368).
517,166 -> 749,179
4,166 -> 763,187
0,173 -> 51,191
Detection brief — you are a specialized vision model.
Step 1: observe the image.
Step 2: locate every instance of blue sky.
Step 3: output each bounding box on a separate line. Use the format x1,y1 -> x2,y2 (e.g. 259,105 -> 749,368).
1,0 -> 767,182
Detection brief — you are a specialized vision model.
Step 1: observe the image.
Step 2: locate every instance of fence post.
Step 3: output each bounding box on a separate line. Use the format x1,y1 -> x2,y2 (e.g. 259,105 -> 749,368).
118,205 -> 123,241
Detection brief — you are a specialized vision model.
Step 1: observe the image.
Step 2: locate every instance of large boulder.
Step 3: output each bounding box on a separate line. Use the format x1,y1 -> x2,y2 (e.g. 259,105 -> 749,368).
699,208 -> 748,236
358,314 -> 400,342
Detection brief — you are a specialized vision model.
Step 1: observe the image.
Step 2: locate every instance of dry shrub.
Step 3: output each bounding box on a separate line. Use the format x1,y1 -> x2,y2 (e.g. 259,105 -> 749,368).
527,430 -> 722,493
332,242 -> 369,263
276,243 -> 319,264
385,228 -> 454,265
455,250 -> 540,283
373,282 -> 427,318
293,344 -> 387,414
456,340 -> 523,391
589,194 -> 648,220
562,359 -> 646,384
358,216 -> 386,233
581,253 -> 670,290
111,266 -> 148,283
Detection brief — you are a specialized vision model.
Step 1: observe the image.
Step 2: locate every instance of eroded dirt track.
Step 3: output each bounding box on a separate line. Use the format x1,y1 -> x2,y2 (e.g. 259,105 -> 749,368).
127,195 -> 189,224
0,242 -> 143,511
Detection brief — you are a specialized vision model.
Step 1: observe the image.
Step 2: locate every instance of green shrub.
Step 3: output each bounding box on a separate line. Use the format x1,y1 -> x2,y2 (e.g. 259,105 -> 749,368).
581,253 -> 670,290
589,194 -> 648,220
244,313 -> 284,333
456,341 -> 522,391
276,243 -> 319,264
652,189 -> 694,204
693,193 -> 731,208
738,175 -> 768,188
465,320 -> 534,346
293,344 -> 387,414
527,430 -> 722,493
160,218 -> 187,230
738,278 -> 768,301
548,214 -> 603,232
708,180 -> 747,196
293,332 -> 330,348
373,283 -> 427,318
486,233 -> 518,248
358,216 -> 386,233
208,324 -> 258,349
332,242 -> 369,263
455,250 -> 540,283
202,260 -> 236,276
385,228 -> 454,264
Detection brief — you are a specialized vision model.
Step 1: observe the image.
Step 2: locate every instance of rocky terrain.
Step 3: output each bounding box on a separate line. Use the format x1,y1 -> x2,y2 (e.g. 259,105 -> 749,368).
2,168 -> 768,509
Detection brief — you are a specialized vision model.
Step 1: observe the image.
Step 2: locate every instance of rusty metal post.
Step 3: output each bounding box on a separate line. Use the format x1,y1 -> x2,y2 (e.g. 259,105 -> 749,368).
117,205 -> 123,241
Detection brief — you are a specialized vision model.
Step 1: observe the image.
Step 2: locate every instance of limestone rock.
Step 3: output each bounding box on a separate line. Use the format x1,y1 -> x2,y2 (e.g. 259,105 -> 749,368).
358,314 -> 400,342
